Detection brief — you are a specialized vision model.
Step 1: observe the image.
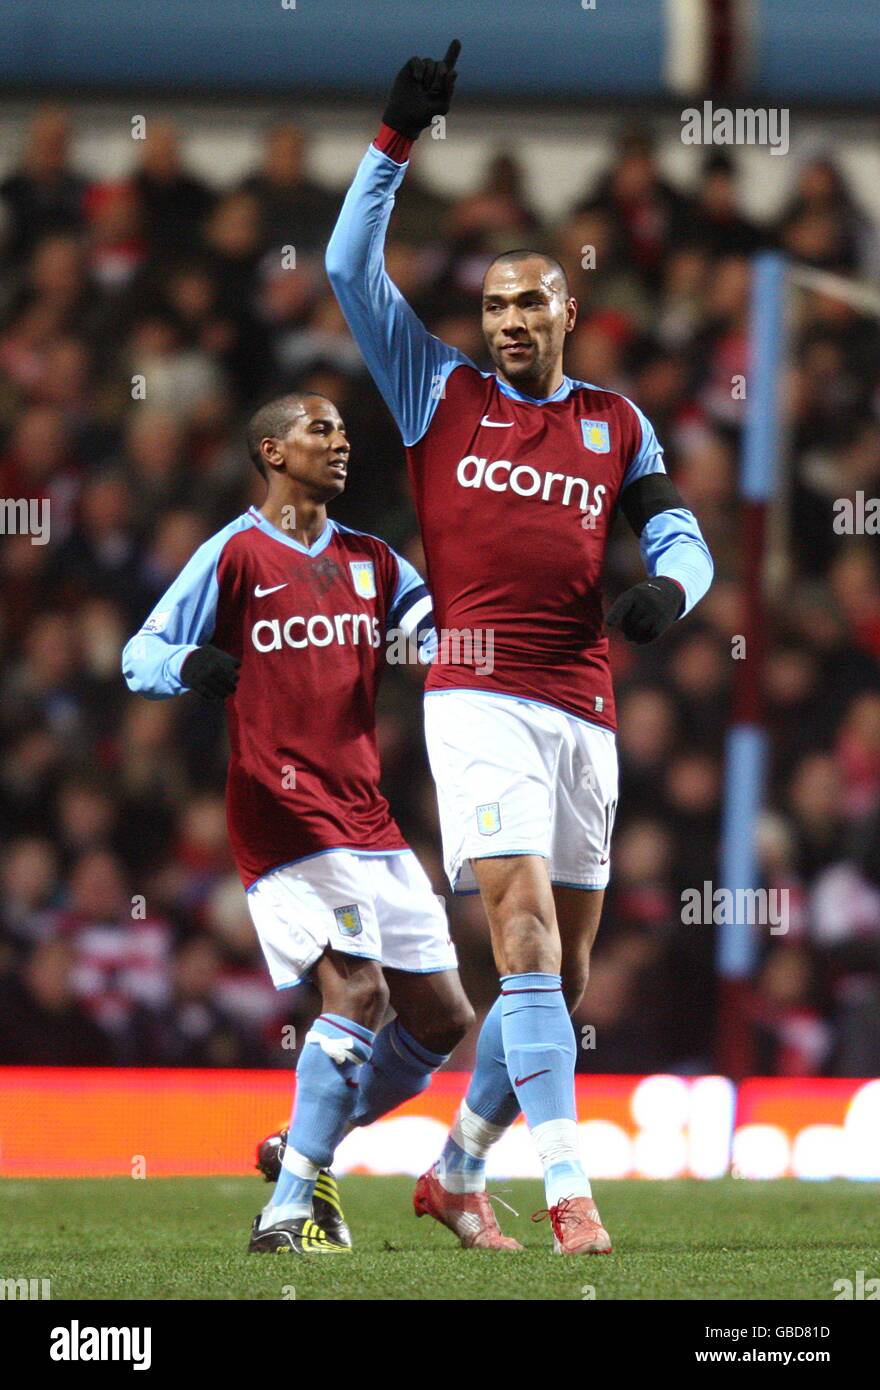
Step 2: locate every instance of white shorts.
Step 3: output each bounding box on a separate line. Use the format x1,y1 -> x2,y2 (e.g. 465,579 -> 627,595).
246,849 -> 458,989
424,689 -> 619,893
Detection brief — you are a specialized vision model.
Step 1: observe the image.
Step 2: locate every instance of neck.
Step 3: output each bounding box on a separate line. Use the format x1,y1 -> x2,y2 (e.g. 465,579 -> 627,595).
499,362 -> 565,400
260,487 -> 328,546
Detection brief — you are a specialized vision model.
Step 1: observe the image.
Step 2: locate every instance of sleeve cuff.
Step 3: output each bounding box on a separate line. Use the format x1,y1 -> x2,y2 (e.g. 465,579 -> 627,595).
167,644 -> 199,691
373,124 -> 415,164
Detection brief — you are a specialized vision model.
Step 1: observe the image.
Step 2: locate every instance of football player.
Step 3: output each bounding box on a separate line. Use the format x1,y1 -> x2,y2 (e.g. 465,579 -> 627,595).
324,43 -> 713,1253
123,393 -> 474,1253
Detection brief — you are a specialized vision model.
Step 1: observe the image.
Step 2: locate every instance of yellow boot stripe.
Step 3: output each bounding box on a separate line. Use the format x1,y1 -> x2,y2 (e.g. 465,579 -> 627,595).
315,1197 -> 343,1210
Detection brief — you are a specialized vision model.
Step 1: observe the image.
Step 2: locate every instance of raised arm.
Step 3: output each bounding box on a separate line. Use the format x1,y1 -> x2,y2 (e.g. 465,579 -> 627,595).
325,41 -> 470,447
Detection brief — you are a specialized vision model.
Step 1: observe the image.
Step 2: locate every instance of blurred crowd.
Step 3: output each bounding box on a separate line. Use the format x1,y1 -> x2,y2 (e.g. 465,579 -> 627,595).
0,107 -> 878,1077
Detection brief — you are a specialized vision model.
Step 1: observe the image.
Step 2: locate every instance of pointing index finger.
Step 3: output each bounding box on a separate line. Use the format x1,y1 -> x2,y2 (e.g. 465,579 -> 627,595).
442,39 -> 461,70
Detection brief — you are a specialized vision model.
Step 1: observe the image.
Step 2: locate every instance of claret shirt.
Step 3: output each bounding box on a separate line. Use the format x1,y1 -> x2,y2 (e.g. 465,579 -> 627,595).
123,508 -> 434,888
325,134 -> 713,732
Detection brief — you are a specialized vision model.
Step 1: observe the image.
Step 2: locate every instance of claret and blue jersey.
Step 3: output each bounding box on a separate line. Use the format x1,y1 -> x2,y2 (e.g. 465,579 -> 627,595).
122,506 -> 434,888
325,137 -> 714,731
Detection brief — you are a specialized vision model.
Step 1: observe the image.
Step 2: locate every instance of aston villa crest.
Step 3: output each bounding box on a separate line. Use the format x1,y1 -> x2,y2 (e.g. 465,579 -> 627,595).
349,560 -> 377,599
476,802 -> 502,836
581,419 -> 611,453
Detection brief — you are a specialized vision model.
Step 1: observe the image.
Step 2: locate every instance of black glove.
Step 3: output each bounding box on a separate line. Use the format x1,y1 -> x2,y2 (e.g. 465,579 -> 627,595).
605,577 -> 684,645
181,645 -> 241,700
382,39 -> 461,140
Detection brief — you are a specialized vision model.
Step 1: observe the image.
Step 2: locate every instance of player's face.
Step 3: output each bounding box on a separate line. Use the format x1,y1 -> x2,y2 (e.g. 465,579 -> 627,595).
272,399 -> 350,499
481,259 -> 576,390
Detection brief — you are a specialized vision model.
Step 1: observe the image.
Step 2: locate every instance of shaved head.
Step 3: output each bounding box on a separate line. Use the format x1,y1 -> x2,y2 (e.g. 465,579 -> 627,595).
246,393 -> 331,477
484,249 -> 570,299
481,251 -> 577,396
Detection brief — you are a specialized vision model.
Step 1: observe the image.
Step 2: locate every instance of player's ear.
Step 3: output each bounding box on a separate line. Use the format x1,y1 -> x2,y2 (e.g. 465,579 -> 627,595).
261,437 -> 284,471
565,297 -> 578,333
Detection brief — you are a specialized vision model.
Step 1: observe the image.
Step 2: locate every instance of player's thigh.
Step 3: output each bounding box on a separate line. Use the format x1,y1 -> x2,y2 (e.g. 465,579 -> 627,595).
552,884 -> 606,1011
471,853 -> 561,976
384,966 -> 475,1054
312,947 -> 389,1030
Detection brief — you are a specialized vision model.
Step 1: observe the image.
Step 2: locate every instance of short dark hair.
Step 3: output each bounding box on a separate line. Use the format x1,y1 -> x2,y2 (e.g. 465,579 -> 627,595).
245,392 -> 329,478
483,249 -> 571,299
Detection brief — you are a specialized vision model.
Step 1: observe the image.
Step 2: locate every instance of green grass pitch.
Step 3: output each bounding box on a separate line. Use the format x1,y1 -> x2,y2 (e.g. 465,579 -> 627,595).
2,1177 -> 878,1300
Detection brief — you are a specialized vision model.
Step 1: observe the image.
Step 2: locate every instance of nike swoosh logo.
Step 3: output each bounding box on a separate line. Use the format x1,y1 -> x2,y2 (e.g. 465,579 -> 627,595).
254,583 -> 289,597
480,416 -> 514,427
514,1069 -> 551,1087
600,855 -> 610,865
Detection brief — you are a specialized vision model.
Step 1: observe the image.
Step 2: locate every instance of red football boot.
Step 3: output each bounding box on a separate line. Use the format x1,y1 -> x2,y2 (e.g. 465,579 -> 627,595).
533,1195 -> 613,1254
414,1166 -> 523,1251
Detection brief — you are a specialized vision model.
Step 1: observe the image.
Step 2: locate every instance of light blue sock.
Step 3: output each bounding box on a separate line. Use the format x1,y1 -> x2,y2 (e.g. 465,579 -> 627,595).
352,1018 -> 448,1127
500,973 -> 589,1205
467,997 -> 521,1127
261,1013 -> 373,1228
437,997 -> 520,1192
500,973 -> 575,1122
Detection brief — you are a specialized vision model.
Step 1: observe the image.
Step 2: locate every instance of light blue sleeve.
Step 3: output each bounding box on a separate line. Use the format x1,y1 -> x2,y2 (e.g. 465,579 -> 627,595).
325,143 -> 471,447
639,510 -> 714,617
621,400 -> 666,488
122,531 -> 229,698
386,550 -> 436,663
620,398 -> 713,617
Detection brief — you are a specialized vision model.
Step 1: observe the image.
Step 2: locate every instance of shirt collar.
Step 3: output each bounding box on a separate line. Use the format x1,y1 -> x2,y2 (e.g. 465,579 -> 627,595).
248,507 -> 336,557
495,374 -> 572,405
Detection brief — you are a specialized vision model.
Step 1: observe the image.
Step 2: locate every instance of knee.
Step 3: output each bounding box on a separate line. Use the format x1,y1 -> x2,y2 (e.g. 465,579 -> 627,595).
324,964 -> 389,1031
410,996 -> 475,1056
561,966 -> 589,1014
497,909 -> 561,975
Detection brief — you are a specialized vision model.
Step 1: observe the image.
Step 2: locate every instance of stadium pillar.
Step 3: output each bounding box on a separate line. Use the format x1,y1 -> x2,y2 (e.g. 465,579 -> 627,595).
716,253 -> 787,1079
